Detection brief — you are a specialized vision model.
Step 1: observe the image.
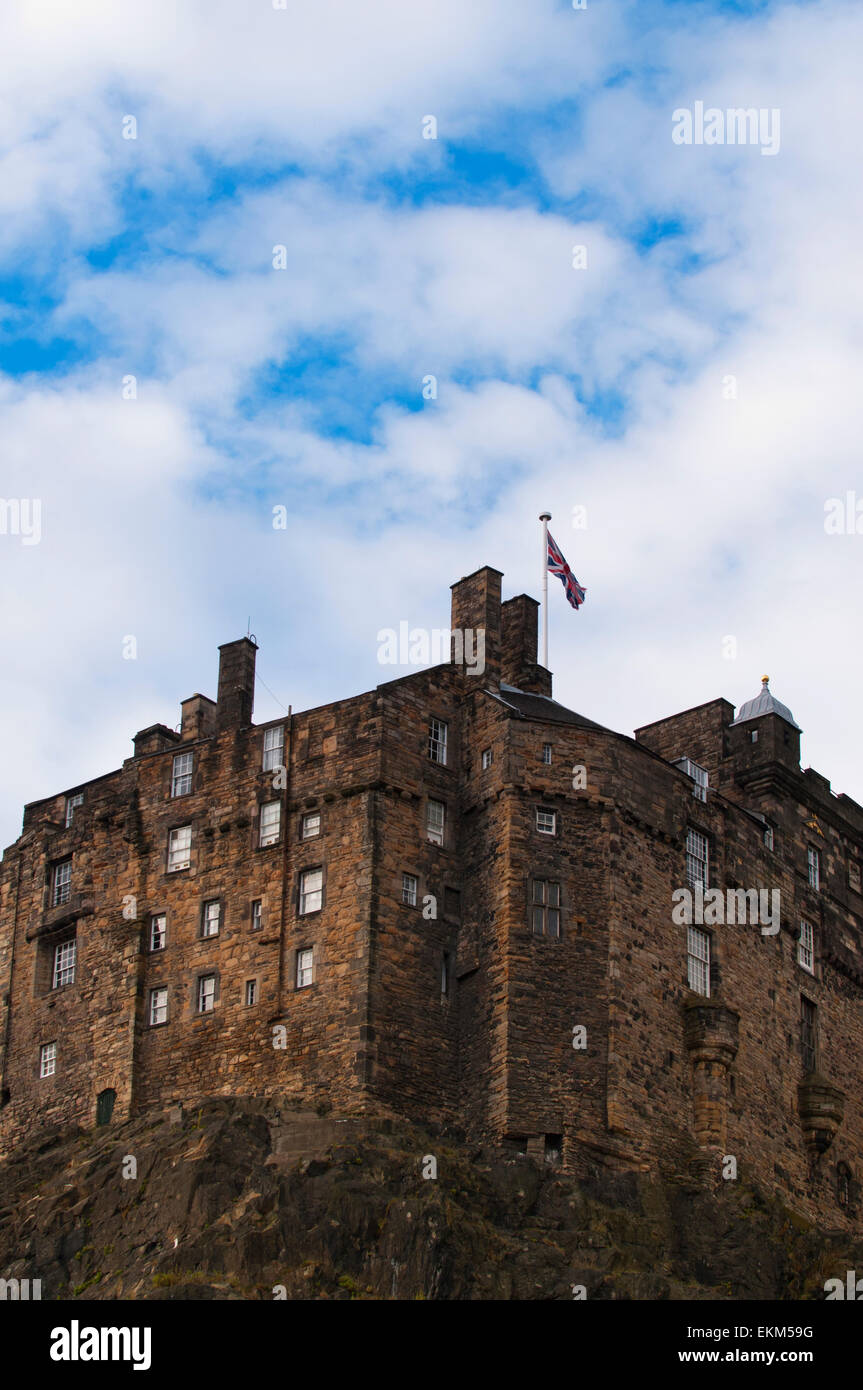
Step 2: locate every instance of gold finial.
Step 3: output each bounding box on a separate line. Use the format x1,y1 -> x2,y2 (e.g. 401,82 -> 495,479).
761,674 -> 769,685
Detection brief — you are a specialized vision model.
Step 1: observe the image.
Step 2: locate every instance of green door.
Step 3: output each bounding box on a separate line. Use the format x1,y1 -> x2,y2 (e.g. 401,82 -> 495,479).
96,1088 -> 116,1126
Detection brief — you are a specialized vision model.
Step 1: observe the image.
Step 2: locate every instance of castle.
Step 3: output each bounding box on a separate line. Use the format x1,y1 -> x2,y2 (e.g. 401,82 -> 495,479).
1,565 -> 861,1228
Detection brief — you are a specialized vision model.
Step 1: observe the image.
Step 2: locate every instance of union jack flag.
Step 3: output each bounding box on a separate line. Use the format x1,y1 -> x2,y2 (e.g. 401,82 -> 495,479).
547,530 -> 586,610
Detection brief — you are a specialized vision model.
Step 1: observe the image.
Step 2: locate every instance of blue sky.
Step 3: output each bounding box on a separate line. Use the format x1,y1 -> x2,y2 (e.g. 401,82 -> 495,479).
1,0 -> 862,848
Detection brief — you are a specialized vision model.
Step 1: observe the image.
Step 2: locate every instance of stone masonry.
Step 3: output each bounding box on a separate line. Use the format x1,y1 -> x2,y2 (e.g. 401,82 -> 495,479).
1,565 -> 862,1229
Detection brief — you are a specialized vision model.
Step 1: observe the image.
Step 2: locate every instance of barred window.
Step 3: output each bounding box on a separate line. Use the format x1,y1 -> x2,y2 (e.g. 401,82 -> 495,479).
150,914 -> 166,952
532,879 -> 561,938
428,718 -> 448,765
263,725 -> 284,773
202,900 -> 221,938
301,812 -> 321,839
52,938 -> 76,989
426,799 -> 445,846
65,793 -> 83,828
198,974 -> 216,1014
687,926 -> 710,997
299,868 -> 322,915
536,807 -> 557,835
171,752 -> 193,797
167,825 -> 192,872
800,996 -> 817,1071
149,988 -> 168,1026
39,1042 -> 56,1079
807,847 -> 820,891
402,873 -> 418,907
798,920 -> 814,974
296,948 -> 314,989
260,801 -> 281,847
686,829 -> 709,888
52,858 -> 72,906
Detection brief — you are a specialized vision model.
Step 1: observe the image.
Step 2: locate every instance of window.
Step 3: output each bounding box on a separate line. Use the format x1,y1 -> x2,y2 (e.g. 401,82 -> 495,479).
763,823 -> 774,852
171,752 -> 193,797
536,808 -> 557,835
260,801 -> 281,847
52,938 -> 76,989
402,873 -> 418,907
263,725 -> 284,772
251,899 -> 263,932
167,825 -> 192,872
39,1043 -> 56,1079
299,868 -> 322,915
807,847 -> 820,891
750,730 -> 758,744
532,879 -> 561,937
837,1163 -> 852,1209
687,926 -> 711,996
65,793 -> 83,828
798,920 -> 814,973
296,948 -> 314,989
149,987 -> 168,1026
428,718 -> 448,766
481,748 -> 492,771
676,758 -> 708,802
301,812 -> 321,840
198,974 -> 216,1014
542,743 -> 552,765
686,829 -> 709,888
800,996 -> 817,1072
51,858 -> 72,906
150,914 -> 166,952
850,861 -> 862,895
202,900 -> 221,938
245,979 -> 258,1007
441,952 -> 451,996
426,799 -> 445,846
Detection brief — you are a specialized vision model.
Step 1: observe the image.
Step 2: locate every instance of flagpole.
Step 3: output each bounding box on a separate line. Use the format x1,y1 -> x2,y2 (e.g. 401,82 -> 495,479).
539,511 -> 551,668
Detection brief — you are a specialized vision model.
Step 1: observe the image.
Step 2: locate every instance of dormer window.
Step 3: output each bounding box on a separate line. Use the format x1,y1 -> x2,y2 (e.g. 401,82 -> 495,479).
65,793 -> 84,828
675,758 -> 708,802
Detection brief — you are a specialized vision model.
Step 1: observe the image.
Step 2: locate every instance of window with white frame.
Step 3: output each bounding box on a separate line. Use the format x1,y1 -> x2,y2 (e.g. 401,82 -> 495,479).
202,900 -> 221,937
402,873 -> 418,907
260,801 -> 281,846
52,937 -> 76,989
536,808 -> 557,835
65,793 -> 83,828
299,868 -> 322,915
197,974 -> 216,1013
296,948 -> 314,989
542,743 -> 552,765
51,858 -> 72,906
531,879 -> 561,937
426,798 -> 445,846
686,829 -> 709,888
251,899 -> 263,931
481,748 -> 492,771
687,926 -> 710,996
798,920 -> 815,973
263,725 -> 284,772
245,979 -> 258,1006
39,1042 -> 56,1078
149,987 -> 168,1026
807,846 -> 820,891
167,825 -> 192,872
150,913 -> 166,951
171,751 -> 193,797
676,758 -> 708,802
428,718 -> 448,766
301,812 -> 321,840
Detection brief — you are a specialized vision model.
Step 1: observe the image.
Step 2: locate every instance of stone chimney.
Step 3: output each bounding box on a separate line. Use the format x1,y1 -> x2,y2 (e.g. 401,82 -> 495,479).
500,594 -> 552,696
450,567 -> 502,684
180,694 -> 217,742
216,638 -> 258,730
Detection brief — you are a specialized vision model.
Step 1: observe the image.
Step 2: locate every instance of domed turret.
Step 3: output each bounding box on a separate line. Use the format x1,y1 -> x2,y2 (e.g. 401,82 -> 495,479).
731,676 -> 800,730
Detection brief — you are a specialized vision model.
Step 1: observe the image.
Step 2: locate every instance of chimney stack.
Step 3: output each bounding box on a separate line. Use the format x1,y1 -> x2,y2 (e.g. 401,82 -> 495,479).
450,567 -> 502,683
216,638 -> 258,730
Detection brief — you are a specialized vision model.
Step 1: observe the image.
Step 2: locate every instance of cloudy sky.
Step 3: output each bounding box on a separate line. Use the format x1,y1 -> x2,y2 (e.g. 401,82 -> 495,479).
1,0 -> 861,849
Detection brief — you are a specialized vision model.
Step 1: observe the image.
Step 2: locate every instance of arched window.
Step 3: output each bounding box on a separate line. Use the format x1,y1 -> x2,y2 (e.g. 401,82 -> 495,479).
96,1088 -> 116,1126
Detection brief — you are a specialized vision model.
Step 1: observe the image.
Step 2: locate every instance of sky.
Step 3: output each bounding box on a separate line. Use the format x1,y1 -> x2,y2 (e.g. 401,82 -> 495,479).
1,0 -> 862,849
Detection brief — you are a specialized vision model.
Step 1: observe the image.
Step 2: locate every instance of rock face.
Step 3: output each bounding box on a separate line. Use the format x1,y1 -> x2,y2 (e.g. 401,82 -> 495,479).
0,1099 -> 860,1301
